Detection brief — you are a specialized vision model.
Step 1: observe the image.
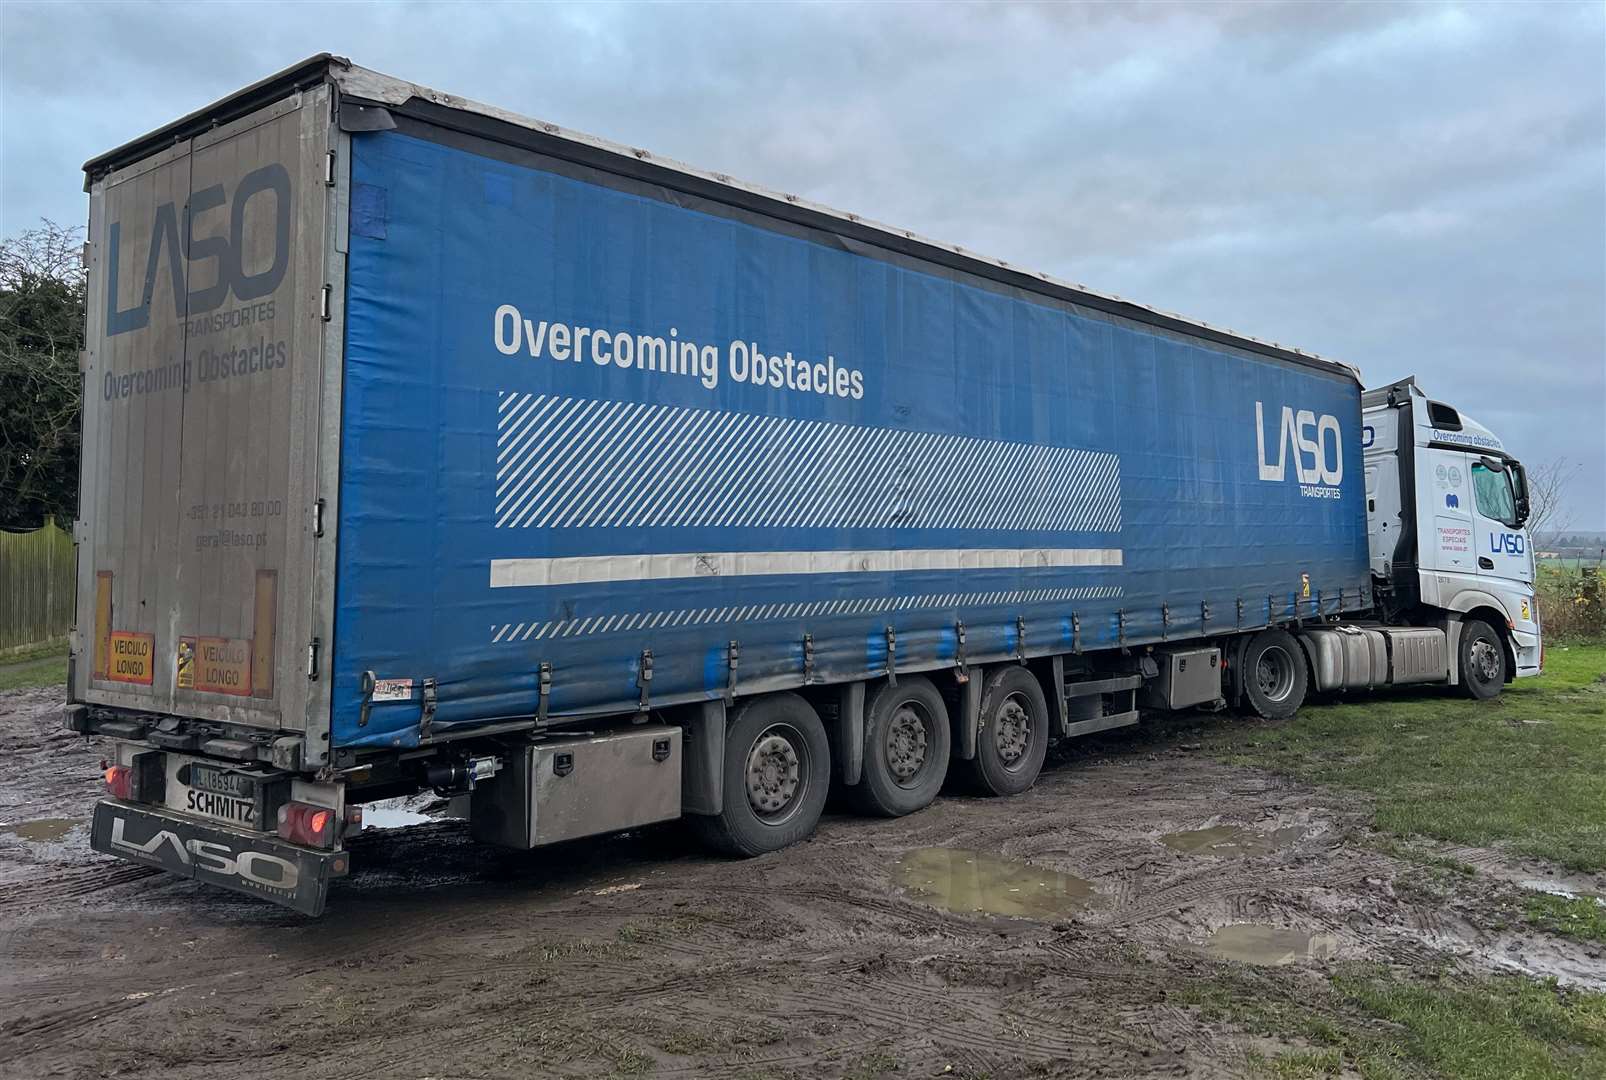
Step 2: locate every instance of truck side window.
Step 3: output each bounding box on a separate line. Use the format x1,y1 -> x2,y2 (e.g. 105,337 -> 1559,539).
1471,463 -> 1517,527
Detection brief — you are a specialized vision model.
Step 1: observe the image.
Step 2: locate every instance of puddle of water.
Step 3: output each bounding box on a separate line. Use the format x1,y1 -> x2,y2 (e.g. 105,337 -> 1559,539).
361,805 -> 435,831
1480,931 -> 1606,991
594,882 -> 642,896
897,848 -> 1095,919
1160,825 -> 1302,858
358,792 -> 464,831
1522,879 -> 1580,899
1520,880 -> 1606,907
1202,924 -> 1337,966
1,818 -> 80,843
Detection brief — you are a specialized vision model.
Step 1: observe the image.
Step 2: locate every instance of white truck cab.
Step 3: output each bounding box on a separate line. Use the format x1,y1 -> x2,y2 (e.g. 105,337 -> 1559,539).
1362,378 -> 1541,689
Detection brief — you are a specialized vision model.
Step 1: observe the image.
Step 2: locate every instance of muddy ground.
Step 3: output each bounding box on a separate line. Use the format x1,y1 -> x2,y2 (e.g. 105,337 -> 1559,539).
2,682 -> 1601,1080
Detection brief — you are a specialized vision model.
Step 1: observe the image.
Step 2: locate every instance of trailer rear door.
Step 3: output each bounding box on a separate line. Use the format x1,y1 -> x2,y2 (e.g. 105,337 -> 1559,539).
74,88 -> 335,736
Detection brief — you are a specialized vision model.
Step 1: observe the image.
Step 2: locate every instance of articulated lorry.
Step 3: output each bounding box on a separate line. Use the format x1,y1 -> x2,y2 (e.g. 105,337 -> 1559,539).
69,56 -> 1541,914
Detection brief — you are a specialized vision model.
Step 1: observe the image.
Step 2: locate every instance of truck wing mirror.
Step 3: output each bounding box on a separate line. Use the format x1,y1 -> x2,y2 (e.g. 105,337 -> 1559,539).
1478,456 -> 1505,473
1510,461 -> 1531,528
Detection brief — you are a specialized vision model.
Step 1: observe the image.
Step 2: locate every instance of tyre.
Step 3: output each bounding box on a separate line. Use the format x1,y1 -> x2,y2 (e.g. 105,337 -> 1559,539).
1458,619 -> 1506,700
1241,628 -> 1308,720
689,693 -> 831,857
965,666 -> 1051,797
851,676 -> 951,817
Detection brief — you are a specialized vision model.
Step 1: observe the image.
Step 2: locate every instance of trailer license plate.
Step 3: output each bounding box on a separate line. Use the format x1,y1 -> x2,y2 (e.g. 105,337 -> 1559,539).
180,785 -> 257,827
167,760 -> 283,830
186,762 -> 256,799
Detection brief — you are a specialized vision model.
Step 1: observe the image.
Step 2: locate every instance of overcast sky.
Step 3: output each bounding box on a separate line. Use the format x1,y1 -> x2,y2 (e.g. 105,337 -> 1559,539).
4,1 -> 1603,529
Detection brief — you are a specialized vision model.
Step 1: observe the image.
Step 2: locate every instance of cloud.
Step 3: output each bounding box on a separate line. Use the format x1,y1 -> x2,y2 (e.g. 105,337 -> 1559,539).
4,0 -> 1602,526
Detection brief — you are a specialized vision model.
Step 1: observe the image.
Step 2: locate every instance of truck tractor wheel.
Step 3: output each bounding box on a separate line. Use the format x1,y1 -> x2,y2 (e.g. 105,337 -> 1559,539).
852,676 -> 952,817
690,693 -> 831,857
965,666 -> 1050,797
1458,620 -> 1506,700
1241,628 -> 1308,720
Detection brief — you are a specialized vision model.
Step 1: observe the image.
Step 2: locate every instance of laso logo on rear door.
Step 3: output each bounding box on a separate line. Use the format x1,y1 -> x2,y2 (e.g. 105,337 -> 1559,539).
1255,401 -> 1343,499
105,163 -> 290,336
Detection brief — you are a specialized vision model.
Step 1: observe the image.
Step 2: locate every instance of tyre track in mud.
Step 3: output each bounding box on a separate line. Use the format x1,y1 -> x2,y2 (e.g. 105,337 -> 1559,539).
0,860 -> 163,909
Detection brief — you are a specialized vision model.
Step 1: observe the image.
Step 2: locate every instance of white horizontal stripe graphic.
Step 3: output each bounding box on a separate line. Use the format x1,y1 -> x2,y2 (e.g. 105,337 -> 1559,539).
490,547 -> 1122,588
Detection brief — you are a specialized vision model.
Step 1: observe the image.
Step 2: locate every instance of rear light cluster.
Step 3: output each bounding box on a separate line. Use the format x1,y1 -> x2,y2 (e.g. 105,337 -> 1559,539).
102,752 -> 164,803
104,765 -> 134,800
277,801 -> 338,848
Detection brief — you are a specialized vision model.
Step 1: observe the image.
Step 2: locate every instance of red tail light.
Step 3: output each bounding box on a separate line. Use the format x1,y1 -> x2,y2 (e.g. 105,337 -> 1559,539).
104,765 -> 134,800
277,801 -> 337,848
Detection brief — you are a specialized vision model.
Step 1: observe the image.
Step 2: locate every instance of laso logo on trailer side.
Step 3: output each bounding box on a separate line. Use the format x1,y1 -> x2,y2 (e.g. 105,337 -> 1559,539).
1255,401 -> 1343,499
105,164 -> 291,336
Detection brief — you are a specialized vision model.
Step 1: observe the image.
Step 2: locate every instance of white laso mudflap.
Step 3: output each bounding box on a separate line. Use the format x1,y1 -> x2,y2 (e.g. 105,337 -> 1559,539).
90,800 -> 343,916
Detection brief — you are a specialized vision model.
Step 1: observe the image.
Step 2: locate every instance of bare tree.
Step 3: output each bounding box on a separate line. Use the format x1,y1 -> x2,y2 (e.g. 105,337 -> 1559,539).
0,220 -> 85,291
1525,458 -> 1580,542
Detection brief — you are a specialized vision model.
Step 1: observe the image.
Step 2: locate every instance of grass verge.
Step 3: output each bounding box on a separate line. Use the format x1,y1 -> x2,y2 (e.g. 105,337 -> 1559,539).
1183,964 -> 1606,1080
0,642 -> 67,692
1204,645 -> 1606,871
1524,892 -> 1606,945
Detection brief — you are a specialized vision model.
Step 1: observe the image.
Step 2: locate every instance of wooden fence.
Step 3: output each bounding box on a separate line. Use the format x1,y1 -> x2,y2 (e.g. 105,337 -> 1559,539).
1,520 -> 75,653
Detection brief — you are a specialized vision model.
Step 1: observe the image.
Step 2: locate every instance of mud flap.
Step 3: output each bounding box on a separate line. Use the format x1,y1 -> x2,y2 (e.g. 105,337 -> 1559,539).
681,700 -> 726,815
89,800 -> 344,916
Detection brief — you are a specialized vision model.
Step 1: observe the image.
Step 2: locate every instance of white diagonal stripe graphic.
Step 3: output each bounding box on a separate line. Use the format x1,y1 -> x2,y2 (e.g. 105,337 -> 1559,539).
494,394 -> 1120,533
487,582 -> 1129,642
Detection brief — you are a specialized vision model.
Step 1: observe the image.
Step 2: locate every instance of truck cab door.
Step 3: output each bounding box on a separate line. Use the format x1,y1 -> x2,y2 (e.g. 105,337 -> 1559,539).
1422,448 -> 1475,577
1361,412 -> 1405,580
1364,461 -> 1401,579
1469,458 -> 1533,585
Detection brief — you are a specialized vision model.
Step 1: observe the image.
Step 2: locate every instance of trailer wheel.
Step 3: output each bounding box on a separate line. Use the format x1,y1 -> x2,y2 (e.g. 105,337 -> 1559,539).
690,693 -> 830,857
1458,619 -> 1506,700
965,666 -> 1050,796
851,676 -> 951,817
1241,629 -> 1307,719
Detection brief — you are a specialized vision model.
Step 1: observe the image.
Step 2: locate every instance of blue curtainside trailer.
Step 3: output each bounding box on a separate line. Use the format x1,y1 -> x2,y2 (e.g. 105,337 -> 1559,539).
335,121 -> 1368,749
78,57 -> 1537,917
